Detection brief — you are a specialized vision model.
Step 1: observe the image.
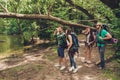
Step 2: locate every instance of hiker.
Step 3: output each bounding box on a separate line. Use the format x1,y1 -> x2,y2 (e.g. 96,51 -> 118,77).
95,22 -> 112,69
82,27 -> 95,64
53,25 -> 67,70
66,28 -> 79,73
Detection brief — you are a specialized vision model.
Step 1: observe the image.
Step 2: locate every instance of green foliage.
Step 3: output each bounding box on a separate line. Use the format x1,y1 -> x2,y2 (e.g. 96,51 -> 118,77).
0,0 -> 120,45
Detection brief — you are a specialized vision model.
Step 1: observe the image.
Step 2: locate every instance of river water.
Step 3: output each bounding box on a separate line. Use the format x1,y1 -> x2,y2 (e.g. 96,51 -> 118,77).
0,34 -> 23,55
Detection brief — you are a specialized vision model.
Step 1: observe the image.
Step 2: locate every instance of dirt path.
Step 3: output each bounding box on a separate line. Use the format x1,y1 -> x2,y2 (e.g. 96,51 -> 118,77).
0,34 -> 112,80
0,43 -> 110,80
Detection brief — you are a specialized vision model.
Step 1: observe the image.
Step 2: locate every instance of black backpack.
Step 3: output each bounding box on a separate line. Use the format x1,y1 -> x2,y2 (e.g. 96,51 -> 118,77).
71,33 -> 80,47
100,25 -> 118,44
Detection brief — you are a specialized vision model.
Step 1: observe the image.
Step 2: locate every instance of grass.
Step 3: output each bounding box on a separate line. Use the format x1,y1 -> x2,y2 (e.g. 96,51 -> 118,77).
104,49 -> 120,80
103,62 -> 120,80
0,63 -> 44,80
100,45 -> 120,80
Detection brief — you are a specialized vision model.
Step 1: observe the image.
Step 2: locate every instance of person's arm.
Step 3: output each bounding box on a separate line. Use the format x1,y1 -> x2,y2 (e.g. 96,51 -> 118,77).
99,30 -> 112,40
67,35 -> 72,50
53,30 -> 57,35
53,28 -> 60,36
103,33 -> 112,40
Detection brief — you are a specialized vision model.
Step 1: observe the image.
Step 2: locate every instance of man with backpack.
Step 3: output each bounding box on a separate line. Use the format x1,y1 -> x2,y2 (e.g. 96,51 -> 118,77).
95,22 -> 112,69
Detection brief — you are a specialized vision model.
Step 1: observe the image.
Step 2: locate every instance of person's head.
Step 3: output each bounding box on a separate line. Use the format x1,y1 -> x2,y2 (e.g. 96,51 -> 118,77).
66,28 -> 71,35
58,25 -> 63,33
96,22 -> 102,30
86,27 -> 90,32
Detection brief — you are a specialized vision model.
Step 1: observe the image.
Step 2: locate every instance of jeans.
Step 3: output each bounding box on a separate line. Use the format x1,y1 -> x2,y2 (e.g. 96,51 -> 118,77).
68,49 -> 77,68
98,46 -> 106,68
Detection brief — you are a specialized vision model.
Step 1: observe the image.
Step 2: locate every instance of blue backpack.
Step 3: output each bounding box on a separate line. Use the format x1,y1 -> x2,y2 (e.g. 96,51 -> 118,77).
71,33 -> 80,47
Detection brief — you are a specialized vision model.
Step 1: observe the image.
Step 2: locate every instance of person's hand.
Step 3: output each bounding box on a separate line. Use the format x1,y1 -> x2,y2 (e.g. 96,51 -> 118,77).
66,47 -> 70,52
99,36 -> 103,40
82,30 -> 85,34
56,28 -> 59,32
88,43 -> 91,46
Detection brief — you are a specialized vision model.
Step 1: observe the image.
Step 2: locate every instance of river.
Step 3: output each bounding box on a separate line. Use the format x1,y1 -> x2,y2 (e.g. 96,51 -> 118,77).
0,34 -> 23,56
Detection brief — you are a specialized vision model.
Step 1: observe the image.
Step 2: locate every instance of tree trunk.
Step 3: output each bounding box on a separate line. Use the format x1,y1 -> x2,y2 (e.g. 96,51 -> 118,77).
0,12 -> 95,29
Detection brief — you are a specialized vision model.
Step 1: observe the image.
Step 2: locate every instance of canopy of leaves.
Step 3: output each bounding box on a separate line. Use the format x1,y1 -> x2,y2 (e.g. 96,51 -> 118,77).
0,0 -> 120,42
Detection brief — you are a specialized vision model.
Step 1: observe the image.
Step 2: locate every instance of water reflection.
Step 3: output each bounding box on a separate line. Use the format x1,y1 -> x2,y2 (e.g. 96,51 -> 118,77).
0,34 -> 23,54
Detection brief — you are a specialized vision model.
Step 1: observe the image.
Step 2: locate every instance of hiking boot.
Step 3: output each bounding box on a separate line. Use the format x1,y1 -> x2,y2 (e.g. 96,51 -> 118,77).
54,64 -> 61,67
73,68 -> 78,73
69,66 -> 74,72
60,66 -> 66,70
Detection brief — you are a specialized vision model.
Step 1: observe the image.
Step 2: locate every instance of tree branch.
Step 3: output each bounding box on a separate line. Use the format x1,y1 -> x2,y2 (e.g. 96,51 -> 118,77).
100,0 -> 120,18
0,12 -> 95,29
78,18 -> 105,22
65,0 -> 95,19
100,0 -> 120,9
47,1 -> 55,16
0,3 -> 8,13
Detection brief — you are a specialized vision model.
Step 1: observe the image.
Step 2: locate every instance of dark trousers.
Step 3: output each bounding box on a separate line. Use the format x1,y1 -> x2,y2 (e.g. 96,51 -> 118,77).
68,48 -> 77,69
98,46 -> 106,68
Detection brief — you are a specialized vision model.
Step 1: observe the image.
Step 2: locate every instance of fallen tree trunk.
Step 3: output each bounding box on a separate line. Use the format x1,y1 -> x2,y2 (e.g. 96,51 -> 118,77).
0,12 -> 95,29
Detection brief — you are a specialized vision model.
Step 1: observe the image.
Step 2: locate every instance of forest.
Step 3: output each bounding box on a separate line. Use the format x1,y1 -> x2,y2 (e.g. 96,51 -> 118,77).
0,0 -> 120,80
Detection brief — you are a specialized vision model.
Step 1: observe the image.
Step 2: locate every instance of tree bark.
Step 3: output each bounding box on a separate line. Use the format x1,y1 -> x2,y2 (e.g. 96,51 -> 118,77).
65,0 -> 95,19
0,12 -> 95,29
100,0 -> 120,18
100,0 -> 120,9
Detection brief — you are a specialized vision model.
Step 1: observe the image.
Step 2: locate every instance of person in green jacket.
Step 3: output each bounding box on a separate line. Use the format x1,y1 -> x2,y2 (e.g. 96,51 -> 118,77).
54,25 -> 67,70
96,22 -> 112,69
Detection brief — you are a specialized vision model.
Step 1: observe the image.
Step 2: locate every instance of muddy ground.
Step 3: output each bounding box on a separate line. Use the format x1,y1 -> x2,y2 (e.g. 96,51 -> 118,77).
0,35 -> 117,80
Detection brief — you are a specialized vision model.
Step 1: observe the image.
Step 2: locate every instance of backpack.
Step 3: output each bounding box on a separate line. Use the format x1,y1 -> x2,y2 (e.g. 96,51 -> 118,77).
100,25 -> 118,44
71,33 -> 80,47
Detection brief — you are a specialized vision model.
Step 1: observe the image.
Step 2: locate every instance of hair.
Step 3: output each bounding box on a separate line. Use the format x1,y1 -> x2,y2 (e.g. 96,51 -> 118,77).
66,28 -> 71,35
58,25 -> 63,29
66,28 -> 72,40
96,22 -> 102,27
57,25 -> 64,33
